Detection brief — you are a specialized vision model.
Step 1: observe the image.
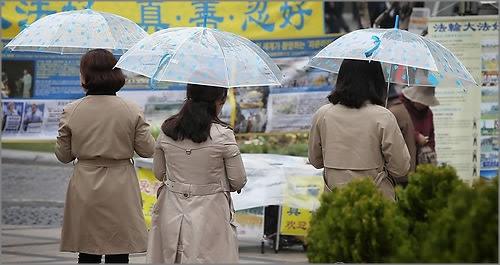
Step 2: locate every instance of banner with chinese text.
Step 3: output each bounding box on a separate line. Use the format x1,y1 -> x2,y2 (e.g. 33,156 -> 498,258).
428,15 -> 498,183
279,175 -> 323,236
2,1 -> 324,39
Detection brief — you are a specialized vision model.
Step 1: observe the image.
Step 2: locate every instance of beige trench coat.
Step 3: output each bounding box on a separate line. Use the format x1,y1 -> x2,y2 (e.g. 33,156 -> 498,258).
308,103 -> 410,200
146,124 -> 247,263
55,95 -> 155,255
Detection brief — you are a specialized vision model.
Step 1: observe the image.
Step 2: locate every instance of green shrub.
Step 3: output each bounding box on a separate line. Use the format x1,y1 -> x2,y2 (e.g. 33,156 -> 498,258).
306,178 -> 409,263
418,177 -> 498,263
392,164 -> 464,261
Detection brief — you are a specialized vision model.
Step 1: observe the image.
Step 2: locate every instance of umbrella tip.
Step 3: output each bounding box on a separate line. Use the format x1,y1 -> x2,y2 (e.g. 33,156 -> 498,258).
394,15 -> 399,29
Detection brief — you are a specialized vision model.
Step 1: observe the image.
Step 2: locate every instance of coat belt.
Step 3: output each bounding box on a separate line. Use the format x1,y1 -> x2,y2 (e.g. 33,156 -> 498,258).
165,179 -> 230,197
76,158 -> 133,167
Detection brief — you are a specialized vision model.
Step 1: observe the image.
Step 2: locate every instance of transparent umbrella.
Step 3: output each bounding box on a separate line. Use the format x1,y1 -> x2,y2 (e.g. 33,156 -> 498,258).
308,16 -> 477,89
4,9 -> 148,55
114,27 -> 284,89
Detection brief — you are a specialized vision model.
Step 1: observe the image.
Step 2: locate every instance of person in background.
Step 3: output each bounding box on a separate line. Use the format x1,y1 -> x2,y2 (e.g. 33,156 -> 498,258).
22,69 -> 32,98
22,103 -> 43,131
147,83 -> 247,263
400,85 -> 439,166
324,2 -> 350,33
308,59 -> 410,201
386,84 -> 416,188
55,49 -> 155,264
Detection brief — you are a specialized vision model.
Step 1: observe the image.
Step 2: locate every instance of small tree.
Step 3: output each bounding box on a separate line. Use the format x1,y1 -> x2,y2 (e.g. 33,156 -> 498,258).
307,178 -> 408,263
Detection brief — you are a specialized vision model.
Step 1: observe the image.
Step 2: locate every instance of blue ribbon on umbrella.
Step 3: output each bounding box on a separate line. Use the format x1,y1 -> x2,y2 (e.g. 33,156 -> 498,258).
364,36 -> 380,58
364,15 -> 400,58
149,52 -> 170,89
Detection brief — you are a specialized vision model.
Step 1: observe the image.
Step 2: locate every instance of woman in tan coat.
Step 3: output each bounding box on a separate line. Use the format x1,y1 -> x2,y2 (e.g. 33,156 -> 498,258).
146,83 -> 247,263
308,59 -> 410,200
55,49 -> 155,263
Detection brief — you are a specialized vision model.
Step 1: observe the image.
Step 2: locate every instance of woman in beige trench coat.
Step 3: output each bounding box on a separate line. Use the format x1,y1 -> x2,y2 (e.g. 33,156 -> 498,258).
55,49 -> 155,263
308,59 -> 410,200
146,83 -> 247,263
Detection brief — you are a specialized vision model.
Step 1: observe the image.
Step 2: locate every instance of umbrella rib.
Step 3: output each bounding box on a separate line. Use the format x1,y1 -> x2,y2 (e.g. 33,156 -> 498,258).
210,31 -> 231,88
152,28 -> 201,82
231,36 -> 282,84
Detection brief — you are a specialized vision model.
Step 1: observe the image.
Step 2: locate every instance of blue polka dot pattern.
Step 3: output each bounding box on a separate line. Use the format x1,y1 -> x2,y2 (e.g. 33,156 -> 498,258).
115,27 -> 284,89
307,28 -> 477,88
5,8 -> 148,55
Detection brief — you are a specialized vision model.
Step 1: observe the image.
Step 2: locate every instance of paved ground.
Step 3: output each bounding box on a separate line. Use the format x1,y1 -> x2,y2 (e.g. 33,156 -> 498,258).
1,149 -> 308,263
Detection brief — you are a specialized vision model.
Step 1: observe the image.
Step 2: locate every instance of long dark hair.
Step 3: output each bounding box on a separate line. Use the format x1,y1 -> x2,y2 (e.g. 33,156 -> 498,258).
327,59 -> 386,108
80,49 -> 125,95
162,83 -> 229,143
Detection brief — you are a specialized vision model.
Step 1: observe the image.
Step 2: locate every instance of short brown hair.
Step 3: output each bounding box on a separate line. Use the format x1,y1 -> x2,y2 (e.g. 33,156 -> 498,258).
80,49 -> 125,94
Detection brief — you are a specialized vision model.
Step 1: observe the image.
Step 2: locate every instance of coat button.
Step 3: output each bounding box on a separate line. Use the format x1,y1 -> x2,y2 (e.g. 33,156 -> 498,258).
183,193 -> 189,198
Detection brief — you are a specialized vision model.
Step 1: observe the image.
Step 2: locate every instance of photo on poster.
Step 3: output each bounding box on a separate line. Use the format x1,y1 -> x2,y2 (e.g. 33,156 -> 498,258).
480,136 -> 499,153
21,102 -> 44,133
480,151 -> 498,172
481,70 -> 498,87
2,101 -> 24,132
273,57 -> 310,88
480,169 -> 499,180
481,39 -> 498,71
480,102 -> 499,119
480,119 -> 499,136
233,86 -> 269,134
2,59 -> 35,98
144,103 -> 183,127
481,83 -> 499,104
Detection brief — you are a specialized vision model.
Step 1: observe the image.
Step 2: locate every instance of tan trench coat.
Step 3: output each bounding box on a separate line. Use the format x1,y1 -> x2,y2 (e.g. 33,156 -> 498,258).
308,103 -> 410,200
146,124 -> 247,263
55,95 -> 155,255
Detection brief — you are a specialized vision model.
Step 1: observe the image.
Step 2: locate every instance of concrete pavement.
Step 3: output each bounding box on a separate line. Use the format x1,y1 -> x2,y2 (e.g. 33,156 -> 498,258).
1,225 -> 308,264
1,149 -> 309,263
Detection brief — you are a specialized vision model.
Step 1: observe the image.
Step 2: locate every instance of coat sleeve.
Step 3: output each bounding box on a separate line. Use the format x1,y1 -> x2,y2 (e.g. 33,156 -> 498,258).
134,108 -> 155,158
55,105 -> 75,164
382,113 -> 411,178
308,107 -> 325,169
152,134 -> 167,182
222,129 -> 247,192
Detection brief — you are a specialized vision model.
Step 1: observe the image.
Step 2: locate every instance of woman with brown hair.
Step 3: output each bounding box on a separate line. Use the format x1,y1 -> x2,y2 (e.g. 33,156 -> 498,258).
146,83 -> 247,263
55,49 -> 155,263
308,59 -> 410,200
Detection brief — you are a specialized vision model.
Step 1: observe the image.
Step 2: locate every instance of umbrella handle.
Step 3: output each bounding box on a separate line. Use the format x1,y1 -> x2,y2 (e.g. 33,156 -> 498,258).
149,52 -> 170,90
364,36 -> 380,58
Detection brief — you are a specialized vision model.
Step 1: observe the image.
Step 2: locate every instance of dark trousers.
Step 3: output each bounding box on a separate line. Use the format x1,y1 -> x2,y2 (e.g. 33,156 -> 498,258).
78,253 -> 129,264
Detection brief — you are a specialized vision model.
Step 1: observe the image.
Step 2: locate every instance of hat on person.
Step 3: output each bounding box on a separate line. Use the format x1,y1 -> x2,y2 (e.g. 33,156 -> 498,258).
402,85 -> 440,107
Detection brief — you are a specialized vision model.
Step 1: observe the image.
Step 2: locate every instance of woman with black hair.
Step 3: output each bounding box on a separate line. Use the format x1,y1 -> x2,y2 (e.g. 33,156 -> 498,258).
308,59 -> 410,200
147,83 -> 247,263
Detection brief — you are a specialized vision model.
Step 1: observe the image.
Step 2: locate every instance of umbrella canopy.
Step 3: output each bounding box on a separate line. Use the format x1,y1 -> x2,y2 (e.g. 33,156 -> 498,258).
114,27 -> 284,89
4,9 -> 148,55
308,17 -> 477,88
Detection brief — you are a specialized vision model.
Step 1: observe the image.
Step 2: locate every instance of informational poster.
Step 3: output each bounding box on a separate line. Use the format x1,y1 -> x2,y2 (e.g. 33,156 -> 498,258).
2,32 -> 338,141
428,16 -> 499,183
279,175 -> 323,236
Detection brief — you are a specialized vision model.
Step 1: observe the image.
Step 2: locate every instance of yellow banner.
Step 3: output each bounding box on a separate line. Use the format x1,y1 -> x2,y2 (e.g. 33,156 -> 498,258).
2,1 -> 324,40
280,175 -> 324,236
137,167 -> 163,228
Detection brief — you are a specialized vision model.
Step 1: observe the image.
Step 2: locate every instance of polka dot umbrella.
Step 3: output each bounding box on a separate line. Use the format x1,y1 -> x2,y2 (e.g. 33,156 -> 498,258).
114,27 -> 284,89
4,9 -> 148,55
308,16 -> 477,89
